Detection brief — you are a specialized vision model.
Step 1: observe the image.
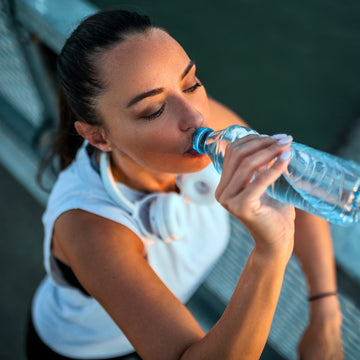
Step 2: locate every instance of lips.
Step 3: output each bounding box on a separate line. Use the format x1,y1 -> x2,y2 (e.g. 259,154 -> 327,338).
184,132 -> 203,156
184,145 -> 203,157
185,148 -> 200,155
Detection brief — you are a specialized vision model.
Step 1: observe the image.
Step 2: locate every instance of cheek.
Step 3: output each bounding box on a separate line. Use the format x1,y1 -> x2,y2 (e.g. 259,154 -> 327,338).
139,134 -> 180,156
133,118 -> 184,152
121,127 -> 178,157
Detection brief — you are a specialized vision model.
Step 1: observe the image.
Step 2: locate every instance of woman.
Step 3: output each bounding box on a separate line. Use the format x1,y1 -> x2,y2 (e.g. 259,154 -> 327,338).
27,9 -> 343,359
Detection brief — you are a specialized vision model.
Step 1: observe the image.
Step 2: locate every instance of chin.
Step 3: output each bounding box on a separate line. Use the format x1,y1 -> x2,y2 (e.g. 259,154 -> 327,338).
180,156 -> 212,174
151,154 -> 211,175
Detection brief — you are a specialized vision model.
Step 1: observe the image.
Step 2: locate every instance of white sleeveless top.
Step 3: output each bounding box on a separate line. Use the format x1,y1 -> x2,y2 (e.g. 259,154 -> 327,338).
32,143 -> 230,359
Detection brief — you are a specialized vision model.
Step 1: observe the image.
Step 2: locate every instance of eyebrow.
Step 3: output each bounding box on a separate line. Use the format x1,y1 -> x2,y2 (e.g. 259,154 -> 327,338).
126,60 -> 196,108
181,59 -> 196,80
126,88 -> 164,108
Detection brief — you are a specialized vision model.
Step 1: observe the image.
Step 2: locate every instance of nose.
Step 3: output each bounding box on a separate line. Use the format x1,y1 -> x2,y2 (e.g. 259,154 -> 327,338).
176,96 -> 204,132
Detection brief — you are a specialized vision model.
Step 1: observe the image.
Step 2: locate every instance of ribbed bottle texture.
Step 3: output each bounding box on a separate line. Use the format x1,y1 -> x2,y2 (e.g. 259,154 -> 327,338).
192,125 -> 360,225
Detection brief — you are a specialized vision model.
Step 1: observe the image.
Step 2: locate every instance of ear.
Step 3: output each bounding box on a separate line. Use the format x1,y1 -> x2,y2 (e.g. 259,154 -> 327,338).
74,121 -> 112,152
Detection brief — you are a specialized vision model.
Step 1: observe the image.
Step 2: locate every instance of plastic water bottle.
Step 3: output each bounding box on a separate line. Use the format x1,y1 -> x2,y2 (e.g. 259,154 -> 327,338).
192,125 -> 360,225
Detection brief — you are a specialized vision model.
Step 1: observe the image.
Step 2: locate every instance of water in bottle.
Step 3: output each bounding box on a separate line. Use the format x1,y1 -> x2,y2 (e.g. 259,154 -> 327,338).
192,125 -> 360,225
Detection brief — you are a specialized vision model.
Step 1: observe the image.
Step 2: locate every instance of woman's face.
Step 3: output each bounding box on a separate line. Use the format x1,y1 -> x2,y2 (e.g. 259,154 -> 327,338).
96,28 -> 212,175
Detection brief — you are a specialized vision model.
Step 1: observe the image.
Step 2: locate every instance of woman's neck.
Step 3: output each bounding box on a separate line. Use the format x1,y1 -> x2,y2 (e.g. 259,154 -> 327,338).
109,152 -> 178,193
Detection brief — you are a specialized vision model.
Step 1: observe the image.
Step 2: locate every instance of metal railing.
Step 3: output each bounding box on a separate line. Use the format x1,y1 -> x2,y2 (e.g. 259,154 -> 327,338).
0,0 -> 97,154
1,1 -> 359,358
0,0 -> 98,201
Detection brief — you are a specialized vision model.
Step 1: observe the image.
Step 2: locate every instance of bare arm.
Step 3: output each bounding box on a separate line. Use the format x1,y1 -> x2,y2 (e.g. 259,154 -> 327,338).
208,98 -> 344,358
208,98 -> 340,304
53,136 -> 294,360
294,211 -> 343,359
294,211 -> 338,299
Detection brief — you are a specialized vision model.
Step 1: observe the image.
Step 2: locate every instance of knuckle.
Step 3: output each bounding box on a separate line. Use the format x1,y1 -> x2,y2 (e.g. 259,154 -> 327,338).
215,191 -> 230,210
226,142 -> 238,155
214,187 -> 222,202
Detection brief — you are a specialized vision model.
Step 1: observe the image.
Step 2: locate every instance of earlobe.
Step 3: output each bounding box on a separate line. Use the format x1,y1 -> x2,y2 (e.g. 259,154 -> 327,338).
74,121 -> 111,151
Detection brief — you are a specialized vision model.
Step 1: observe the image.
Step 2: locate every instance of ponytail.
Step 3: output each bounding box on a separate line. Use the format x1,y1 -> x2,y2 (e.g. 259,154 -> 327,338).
36,88 -> 84,191
55,87 -> 84,170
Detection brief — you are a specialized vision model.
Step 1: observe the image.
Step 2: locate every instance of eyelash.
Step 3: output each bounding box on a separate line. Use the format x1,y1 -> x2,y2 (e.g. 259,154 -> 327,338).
141,81 -> 202,120
142,104 -> 166,121
183,81 -> 202,93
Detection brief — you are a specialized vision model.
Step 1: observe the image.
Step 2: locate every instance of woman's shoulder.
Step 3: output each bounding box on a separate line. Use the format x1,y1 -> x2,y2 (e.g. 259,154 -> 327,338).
54,208 -> 145,256
43,145 -> 144,243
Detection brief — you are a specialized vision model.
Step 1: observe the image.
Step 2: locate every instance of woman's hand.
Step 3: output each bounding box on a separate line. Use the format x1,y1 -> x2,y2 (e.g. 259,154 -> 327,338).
298,296 -> 344,359
215,134 -> 296,256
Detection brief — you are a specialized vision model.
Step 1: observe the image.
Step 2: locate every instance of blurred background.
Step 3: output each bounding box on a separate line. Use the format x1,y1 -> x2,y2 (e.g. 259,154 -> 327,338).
1,0 -> 360,359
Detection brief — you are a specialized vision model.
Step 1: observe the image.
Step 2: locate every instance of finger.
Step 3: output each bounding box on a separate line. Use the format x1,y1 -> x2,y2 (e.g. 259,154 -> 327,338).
221,135 -> 278,180
240,149 -> 292,201
217,137 -> 292,199
217,136 -> 277,195
223,134 -> 293,182
219,149 -> 290,204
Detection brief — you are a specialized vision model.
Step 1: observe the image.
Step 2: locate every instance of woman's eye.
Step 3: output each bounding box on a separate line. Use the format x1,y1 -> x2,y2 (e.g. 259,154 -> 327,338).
183,82 -> 202,93
141,104 -> 165,120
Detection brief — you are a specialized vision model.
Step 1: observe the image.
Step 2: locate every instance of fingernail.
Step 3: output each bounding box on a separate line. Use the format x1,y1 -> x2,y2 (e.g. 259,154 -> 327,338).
272,133 -> 287,140
277,135 -> 293,145
279,150 -> 292,161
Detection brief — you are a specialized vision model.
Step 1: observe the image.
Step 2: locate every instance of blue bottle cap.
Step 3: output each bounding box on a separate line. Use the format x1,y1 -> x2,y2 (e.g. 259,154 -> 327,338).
192,127 -> 214,154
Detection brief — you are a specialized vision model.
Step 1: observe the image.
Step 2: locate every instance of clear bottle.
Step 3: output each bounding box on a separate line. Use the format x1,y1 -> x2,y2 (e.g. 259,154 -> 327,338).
192,125 -> 360,225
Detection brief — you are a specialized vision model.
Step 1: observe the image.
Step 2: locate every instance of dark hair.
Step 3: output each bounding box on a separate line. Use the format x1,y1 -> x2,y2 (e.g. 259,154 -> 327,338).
44,10 -> 153,174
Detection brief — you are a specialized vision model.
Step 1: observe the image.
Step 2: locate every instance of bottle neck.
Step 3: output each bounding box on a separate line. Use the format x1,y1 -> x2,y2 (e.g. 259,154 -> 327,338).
192,127 -> 214,154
